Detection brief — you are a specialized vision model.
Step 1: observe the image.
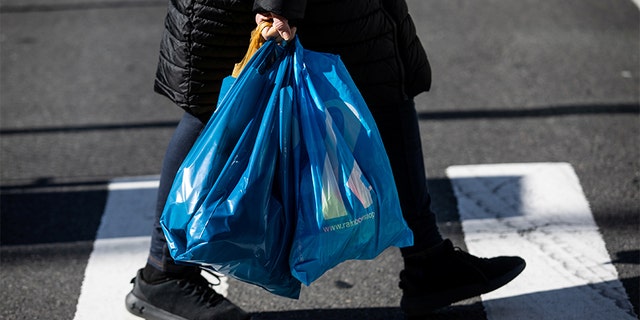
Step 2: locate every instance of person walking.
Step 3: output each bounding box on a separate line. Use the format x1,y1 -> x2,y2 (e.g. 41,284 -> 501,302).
126,1 -> 526,319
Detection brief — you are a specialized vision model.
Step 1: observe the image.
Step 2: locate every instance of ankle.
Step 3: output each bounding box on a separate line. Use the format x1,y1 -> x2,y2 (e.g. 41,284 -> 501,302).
142,263 -> 200,284
403,239 -> 453,266
142,263 -> 170,284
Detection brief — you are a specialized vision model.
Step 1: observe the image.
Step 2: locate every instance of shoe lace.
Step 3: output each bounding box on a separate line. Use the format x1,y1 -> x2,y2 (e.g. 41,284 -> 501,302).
177,269 -> 225,306
453,246 -> 490,263
452,246 -> 491,282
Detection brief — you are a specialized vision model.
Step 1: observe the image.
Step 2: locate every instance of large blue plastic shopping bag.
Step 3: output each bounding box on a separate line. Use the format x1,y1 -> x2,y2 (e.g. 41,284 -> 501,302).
289,39 -> 414,285
160,39 -> 302,298
161,34 -> 414,297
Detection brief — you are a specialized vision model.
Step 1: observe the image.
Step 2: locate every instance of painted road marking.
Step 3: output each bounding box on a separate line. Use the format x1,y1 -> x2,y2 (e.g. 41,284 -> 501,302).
447,163 -> 637,319
74,165 -> 637,319
73,176 -> 228,320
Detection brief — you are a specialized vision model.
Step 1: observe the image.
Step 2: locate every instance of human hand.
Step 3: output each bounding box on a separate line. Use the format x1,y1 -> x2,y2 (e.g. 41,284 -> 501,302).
255,12 -> 297,42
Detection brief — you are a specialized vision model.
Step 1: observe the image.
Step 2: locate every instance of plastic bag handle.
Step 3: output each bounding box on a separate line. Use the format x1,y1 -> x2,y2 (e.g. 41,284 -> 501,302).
232,22 -> 272,77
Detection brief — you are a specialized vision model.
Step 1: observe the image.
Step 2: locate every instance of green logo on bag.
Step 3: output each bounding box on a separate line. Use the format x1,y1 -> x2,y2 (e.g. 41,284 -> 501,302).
320,100 -> 374,221
320,149 -> 374,220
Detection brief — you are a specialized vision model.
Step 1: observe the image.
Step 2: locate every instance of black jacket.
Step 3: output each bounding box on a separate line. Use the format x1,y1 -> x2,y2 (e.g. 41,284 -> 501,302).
154,0 -> 431,116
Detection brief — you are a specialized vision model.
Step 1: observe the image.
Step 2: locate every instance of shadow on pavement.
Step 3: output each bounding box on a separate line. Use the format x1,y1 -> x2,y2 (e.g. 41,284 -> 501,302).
252,303 -> 486,320
417,103 -> 639,121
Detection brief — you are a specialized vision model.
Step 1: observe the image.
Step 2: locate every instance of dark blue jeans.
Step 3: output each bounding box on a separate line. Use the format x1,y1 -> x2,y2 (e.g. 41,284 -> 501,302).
147,100 -> 442,272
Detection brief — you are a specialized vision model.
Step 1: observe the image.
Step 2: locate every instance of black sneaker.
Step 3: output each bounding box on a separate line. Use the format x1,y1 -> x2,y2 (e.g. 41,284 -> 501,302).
125,268 -> 250,320
399,239 -> 525,316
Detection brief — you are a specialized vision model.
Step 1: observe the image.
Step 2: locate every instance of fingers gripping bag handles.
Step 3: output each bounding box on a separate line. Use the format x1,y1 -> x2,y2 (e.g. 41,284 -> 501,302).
289,38 -> 414,285
160,23 -> 302,298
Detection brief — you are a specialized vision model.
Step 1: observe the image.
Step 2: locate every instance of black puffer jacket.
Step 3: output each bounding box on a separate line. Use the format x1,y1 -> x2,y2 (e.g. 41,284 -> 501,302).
154,0 -> 431,116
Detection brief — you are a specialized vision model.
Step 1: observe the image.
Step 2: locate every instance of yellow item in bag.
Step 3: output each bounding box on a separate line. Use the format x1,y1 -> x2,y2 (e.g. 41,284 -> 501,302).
232,22 -> 272,77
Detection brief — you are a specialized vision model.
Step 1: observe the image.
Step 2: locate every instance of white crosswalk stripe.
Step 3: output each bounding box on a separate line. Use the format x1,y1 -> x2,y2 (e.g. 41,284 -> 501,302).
73,163 -> 637,319
447,163 -> 637,319
72,176 -> 228,320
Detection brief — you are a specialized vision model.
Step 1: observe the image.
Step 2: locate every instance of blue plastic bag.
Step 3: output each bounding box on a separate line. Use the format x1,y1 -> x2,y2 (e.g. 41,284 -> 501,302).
288,39 -> 414,285
160,39 -> 302,298
161,35 -> 414,297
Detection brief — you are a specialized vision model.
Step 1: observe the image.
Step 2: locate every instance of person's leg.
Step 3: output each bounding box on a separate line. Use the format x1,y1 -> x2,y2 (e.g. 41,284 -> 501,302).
371,99 -> 525,316
127,111 -> 249,320
147,111 -> 208,274
370,99 -> 444,255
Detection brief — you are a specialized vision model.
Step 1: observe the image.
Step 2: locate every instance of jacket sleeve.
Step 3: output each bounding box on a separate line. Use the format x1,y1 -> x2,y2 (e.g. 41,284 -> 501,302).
253,0 -> 307,20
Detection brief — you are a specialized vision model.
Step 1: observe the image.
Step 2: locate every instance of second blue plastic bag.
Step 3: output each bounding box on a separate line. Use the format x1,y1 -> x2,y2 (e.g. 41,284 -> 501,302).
160,40 -> 302,298
289,39 -> 414,285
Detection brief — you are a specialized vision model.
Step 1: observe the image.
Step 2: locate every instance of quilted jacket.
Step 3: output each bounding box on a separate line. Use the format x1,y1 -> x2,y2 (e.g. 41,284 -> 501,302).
154,0 -> 431,115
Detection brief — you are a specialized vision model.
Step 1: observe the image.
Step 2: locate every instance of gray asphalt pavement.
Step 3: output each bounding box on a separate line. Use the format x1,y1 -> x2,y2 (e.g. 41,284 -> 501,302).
1,0 -> 638,319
